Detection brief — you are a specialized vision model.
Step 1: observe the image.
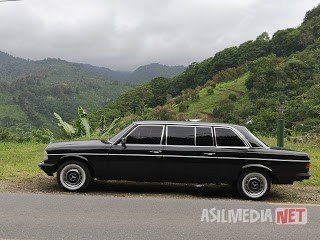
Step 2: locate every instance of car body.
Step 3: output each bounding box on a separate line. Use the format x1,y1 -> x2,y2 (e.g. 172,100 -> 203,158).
39,121 -> 311,200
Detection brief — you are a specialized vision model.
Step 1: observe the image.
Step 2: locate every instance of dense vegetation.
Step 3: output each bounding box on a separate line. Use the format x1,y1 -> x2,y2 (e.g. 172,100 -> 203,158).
89,4 -> 320,137
0,53 -> 184,137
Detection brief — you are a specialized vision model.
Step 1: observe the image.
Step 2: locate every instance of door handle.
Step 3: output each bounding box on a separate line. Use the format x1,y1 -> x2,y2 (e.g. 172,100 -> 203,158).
150,150 -> 162,154
204,152 -> 216,156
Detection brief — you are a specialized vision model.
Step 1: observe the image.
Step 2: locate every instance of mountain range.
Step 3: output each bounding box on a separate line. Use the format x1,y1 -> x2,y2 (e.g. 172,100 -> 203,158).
0,51 -> 185,131
0,52 -> 185,84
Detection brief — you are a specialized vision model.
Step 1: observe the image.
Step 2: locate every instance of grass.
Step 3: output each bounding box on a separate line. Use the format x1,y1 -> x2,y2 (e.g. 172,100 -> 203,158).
0,142 -> 46,181
172,74 -> 249,118
261,137 -> 320,186
0,139 -> 318,187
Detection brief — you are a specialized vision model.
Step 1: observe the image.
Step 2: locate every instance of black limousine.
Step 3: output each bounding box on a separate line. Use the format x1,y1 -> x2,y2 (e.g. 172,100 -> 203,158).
39,121 -> 311,200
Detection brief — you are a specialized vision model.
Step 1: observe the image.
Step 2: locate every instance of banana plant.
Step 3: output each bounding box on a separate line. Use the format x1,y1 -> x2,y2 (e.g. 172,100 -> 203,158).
54,107 -> 120,139
76,107 -> 91,137
101,117 -> 120,139
54,112 -> 76,138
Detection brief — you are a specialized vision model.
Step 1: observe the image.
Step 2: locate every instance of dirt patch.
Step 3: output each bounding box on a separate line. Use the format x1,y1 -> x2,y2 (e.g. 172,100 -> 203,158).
0,176 -> 319,204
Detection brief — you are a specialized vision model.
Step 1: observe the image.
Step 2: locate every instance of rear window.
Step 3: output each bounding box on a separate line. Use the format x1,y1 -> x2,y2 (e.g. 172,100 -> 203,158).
215,127 -> 246,147
235,126 -> 267,148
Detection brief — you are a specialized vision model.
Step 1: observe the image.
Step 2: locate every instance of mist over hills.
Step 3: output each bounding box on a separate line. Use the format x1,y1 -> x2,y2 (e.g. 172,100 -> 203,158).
0,52 -> 185,84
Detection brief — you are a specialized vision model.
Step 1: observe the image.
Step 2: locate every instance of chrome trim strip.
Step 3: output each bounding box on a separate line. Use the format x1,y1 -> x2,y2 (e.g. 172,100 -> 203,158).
211,127 -> 214,146
109,153 -> 160,157
161,154 -> 216,159
48,153 -> 109,156
218,156 -> 309,163
232,127 -> 252,147
124,144 -> 164,147
216,146 -> 250,149
213,126 -> 217,146
126,144 -> 214,148
48,153 -> 215,159
47,153 -> 310,162
160,126 -> 165,145
242,164 -> 272,172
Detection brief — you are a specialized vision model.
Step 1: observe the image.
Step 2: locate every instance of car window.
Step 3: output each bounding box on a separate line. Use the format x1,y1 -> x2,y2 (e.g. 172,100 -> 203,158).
167,126 -> 195,145
196,127 -> 214,146
235,126 -> 268,148
215,127 -> 246,147
126,125 -> 163,144
109,123 -> 134,143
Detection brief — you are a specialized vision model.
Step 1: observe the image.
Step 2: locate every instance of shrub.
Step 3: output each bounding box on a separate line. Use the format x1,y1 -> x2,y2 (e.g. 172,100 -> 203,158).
228,93 -> 237,101
206,87 -> 214,95
179,103 -> 189,112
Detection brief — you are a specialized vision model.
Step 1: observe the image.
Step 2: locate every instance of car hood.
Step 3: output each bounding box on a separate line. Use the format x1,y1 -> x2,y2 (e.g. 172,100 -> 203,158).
46,140 -> 110,152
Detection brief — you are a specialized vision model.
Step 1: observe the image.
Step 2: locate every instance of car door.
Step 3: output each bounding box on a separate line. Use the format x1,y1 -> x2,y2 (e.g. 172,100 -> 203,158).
106,124 -> 165,181
214,126 -> 251,181
161,125 -> 218,183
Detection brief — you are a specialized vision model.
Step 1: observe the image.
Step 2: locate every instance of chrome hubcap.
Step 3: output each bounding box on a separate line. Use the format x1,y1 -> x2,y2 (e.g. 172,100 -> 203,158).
242,172 -> 268,198
60,164 -> 86,190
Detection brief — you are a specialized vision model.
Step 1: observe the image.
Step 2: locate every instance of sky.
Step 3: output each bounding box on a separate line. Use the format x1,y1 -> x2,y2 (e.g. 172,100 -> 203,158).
0,0 -> 319,71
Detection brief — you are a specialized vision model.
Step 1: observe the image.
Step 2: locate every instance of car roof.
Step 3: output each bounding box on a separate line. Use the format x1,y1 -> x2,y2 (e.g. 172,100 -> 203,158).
134,120 -> 243,128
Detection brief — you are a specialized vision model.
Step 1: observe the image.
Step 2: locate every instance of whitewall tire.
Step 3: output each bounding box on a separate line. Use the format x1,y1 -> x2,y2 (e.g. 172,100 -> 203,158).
237,170 -> 271,200
57,161 -> 91,191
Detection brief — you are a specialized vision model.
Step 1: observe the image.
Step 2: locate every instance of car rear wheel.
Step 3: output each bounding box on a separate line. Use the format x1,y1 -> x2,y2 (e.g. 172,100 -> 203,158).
57,161 -> 91,191
237,170 -> 270,200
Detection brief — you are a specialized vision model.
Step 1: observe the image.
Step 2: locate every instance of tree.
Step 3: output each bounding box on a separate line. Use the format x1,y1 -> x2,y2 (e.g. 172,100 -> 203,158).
303,4 -> 320,23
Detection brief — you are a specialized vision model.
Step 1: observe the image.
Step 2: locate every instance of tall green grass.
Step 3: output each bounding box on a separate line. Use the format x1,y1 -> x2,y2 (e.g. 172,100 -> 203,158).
261,137 -> 319,186
0,142 -> 45,181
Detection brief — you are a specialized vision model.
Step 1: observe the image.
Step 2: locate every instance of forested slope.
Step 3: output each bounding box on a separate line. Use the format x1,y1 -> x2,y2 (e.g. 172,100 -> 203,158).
90,4 -> 320,135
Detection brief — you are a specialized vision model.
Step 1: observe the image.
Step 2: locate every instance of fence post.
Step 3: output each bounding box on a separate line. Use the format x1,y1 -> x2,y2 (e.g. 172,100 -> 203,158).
277,119 -> 285,147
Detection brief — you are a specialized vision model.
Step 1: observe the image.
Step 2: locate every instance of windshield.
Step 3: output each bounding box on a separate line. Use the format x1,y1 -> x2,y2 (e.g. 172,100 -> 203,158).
108,123 -> 134,144
235,126 -> 268,148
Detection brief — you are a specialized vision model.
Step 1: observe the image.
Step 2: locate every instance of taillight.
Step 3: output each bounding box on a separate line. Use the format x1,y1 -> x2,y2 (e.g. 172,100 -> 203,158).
306,162 -> 311,170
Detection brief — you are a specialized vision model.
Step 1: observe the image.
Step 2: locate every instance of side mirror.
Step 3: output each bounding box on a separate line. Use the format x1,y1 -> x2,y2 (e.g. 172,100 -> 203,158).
121,137 -> 127,148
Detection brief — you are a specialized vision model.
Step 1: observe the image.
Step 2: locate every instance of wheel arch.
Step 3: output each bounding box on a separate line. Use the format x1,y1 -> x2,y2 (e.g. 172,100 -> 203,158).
240,164 -> 277,183
59,155 -> 95,179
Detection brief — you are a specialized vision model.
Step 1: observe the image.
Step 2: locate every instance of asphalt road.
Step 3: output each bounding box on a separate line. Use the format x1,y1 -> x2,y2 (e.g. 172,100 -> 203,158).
0,192 -> 319,240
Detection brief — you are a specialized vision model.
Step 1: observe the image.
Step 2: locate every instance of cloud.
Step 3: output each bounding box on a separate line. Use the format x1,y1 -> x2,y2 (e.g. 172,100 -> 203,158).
0,0 -> 318,70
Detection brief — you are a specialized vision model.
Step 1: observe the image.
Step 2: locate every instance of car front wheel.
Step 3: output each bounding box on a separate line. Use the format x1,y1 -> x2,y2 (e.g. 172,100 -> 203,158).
237,170 -> 271,200
57,161 -> 91,192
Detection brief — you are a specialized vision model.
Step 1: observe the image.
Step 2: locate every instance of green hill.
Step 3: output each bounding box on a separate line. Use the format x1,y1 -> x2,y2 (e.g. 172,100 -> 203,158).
171,74 -> 249,118
0,56 -> 131,131
0,53 -> 185,132
89,4 -> 320,135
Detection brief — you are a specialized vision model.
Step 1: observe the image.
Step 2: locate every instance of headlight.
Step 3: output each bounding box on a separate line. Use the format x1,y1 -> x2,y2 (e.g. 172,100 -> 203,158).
43,150 -> 48,159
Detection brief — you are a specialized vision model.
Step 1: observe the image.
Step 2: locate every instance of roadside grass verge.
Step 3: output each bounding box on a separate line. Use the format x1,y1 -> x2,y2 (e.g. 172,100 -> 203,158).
0,142 -> 45,181
261,137 -> 319,186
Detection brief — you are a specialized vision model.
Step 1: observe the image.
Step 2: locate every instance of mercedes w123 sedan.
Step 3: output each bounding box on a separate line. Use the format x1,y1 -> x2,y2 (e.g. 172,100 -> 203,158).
38,121 -> 311,200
